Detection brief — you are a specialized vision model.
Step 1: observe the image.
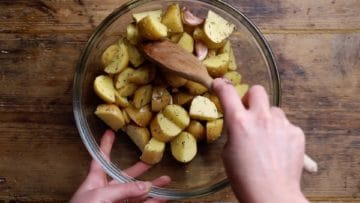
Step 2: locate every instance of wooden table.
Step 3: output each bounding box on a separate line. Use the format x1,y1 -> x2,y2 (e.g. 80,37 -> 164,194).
0,0 -> 359,202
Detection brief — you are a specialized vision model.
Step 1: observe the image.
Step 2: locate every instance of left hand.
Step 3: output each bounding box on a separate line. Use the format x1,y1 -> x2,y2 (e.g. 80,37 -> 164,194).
70,130 -> 171,203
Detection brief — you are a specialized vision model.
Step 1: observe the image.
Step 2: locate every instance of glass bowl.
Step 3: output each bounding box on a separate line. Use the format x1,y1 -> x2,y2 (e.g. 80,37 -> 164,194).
73,0 -> 280,200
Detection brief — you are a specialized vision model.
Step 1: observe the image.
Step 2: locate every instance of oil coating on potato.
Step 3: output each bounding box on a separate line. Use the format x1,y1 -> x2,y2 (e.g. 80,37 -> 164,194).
177,32 -> 194,53
218,40 -> 237,70
94,75 -> 116,104
151,86 -> 172,112
206,118 -> 223,143
125,105 -> 153,127
128,65 -> 156,85
186,120 -> 205,141
203,53 -> 229,77
114,67 -> 135,89
101,44 -> 119,67
161,3 -> 184,33
140,137 -> 165,164
133,84 -> 153,108
150,112 -> 182,142
163,104 -> 190,129
126,23 -> 141,45
171,132 -> 197,163
173,92 -> 194,106
132,10 -> 163,23
184,80 -> 208,95
95,104 -> 125,131
138,16 -> 168,40
104,42 -> 129,74
126,125 -> 151,152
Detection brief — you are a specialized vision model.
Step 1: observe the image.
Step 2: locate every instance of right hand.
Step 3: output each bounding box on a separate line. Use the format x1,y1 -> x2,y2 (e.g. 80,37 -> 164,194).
212,78 -> 309,203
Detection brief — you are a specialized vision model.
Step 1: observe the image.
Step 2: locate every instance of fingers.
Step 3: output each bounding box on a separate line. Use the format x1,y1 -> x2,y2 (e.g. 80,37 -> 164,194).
245,85 -> 270,113
151,175 -> 171,187
96,181 -> 152,202
144,198 -> 167,203
123,161 -> 152,178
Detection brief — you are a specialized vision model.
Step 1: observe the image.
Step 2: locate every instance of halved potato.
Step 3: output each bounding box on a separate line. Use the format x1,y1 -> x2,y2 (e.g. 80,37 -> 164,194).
102,44 -> 119,67
184,80 -> 208,95
189,96 -> 218,121
125,105 -> 153,127
204,10 -> 235,43
203,53 -> 229,77
223,71 -> 242,85
117,83 -> 138,97
161,3 -> 183,33
173,92 -> 194,106
218,40 -> 237,70
234,84 -> 249,98
95,104 -> 125,131
126,23 -> 141,45
94,75 -> 115,103
206,118 -> 223,143
170,132 -> 197,163
126,125 -> 151,151
151,86 -> 172,112
163,104 -> 190,129
133,85 -> 153,108
193,27 -> 226,49
140,137 -> 165,164
163,71 -> 187,88
104,42 -> 129,74
125,40 -> 145,67
128,65 -> 156,85
203,92 -> 223,113
132,9 -> 163,23
138,16 -> 168,40
150,112 -> 182,142
177,32 -> 194,53
114,67 -> 135,89
186,120 -> 205,141
114,91 -> 130,108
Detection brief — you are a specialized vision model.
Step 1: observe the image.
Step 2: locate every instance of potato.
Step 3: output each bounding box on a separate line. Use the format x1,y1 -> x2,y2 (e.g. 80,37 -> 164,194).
218,40 -> 237,70
163,104 -> 190,129
138,16 -> 168,40
170,132 -> 197,163
95,104 -> 125,131
140,137 -> 165,164
122,110 -> 131,124
234,84 -> 249,98
125,105 -> 153,127
104,42 -> 129,74
206,118 -> 223,143
126,23 -> 141,45
163,71 -> 187,88
193,27 -> 226,49
94,75 -> 116,103
203,53 -> 229,77
114,67 -> 135,89
150,112 -> 182,142
128,65 -> 156,85
203,93 -> 223,113
102,44 -> 119,67
186,120 -> 205,141
132,9 -> 162,23
133,85 -> 152,108
177,32 -> 194,53
189,96 -> 218,121
117,83 -> 138,97
125,40 -> 145,67
170,33 -> 182,43
204,10 -> 235,43
151,86 -> 172,112
126,125 -> 151,151
114,91 -> 130,108
173,92 -> 194,106
223,71 -> 242,85
206,49 -> 217,58
161,3 -> 183,33
184,80 -> 208,95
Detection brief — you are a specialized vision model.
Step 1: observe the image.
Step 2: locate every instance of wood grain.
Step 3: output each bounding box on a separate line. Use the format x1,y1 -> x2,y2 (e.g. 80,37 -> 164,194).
0,0 -> 359,202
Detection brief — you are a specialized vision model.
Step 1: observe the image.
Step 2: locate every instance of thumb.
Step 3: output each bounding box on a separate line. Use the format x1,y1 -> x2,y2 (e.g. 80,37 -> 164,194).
96,181 -> 152,202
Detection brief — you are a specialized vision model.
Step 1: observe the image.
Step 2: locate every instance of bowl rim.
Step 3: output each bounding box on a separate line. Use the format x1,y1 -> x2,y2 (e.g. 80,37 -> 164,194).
73,0 -> 281,199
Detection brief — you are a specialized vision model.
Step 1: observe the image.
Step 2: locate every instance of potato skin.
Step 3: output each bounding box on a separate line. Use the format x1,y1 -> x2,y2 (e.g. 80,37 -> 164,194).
94,75 -> 116,103
102,44 -> 119,67
177,32 -> 194,53
189,96 -> 218,121
114,67 -> 135,90
126,125 -> 151,151
206,118 -> 223,143
184,81 -> 208,95
128,65 -> 156,85
193,27 -> 226,49
163,71 -> 188,88
204,10 -> 235,44
104,42 -> 129,74
203,53 -> 229,77
140,138 -> 165,164
218,40 -> 237,70
138,16 -> 168,40
171,132 -> 197,163
125,105 -> 153,127
186,120 -> 205,141
150,112 -> 182,142
95,104 -> 125,131
133,85 -> 153,108
161,3 -> 184,33
173,92 -> 194,106
151,86 -> 172,112
223,71 -> 242,85
163,104 -> 190,129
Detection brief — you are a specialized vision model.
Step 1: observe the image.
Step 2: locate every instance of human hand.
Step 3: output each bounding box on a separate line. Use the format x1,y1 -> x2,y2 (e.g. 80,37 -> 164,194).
70,130 -> 171,203
212,78 -> 308,203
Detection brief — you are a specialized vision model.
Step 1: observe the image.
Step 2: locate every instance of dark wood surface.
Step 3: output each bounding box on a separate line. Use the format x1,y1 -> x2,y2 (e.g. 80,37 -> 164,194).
0,0 -> 359,202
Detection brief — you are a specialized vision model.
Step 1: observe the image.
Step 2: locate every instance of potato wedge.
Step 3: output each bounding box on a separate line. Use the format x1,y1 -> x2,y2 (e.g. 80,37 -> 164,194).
173,92 -> 194,106
184,80 -> 208,95
138,16 -> 168,40
122,110 -> 131,124
177,32 -> 194,53
193,27 -> 226,49
206,118 -> 223,143
104,42 -> 129,74
189,96 -> 218,121
170,132 -> 197,163
170,33 -> 183,43
101,44 -> 119,67
234,84 -> 249,98
140,137 -> 165,164
163,71 -> 187,88
151,86 -> 172,112
125,105 -> 153,127
133,10 -> 162,23
95,104 -> 125,131
114,91 -> 130,108
126,125 -> 151,151
94,75 -> 116,103
203,53 -> 229,77
204,10 -> 235,43
114,67 -> 135,89
125,41 -> 145,67
150,112 -> 182,142
128,65 -> 156,85
203,92 -> 223,113
163,104 -> 190,129
117,83 -> 138,97
133,85 -> 153,108
218,40 -> 237,70
206,49 -> 217,58
126,23 -> 141,45
161,3 -> 183,33
223,71 -> 242,85
186,120 -> 205,141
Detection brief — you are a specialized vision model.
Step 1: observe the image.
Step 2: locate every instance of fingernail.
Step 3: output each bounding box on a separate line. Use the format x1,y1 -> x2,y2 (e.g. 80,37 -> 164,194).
136,181 -> 152,191
222,78 -> 233,85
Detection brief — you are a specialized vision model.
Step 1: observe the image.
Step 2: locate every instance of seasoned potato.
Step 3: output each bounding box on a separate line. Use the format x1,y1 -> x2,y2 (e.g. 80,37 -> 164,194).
177,32 -> 194,53
203,53 -> 229,77
126,125 -> 151,151
170,132 -> 197,163
163,104 -> 190,129
125,40 -> 145,67
114,67 -> 135,89
186,120 -> 205,141
163,71 -> 187,88
104,42 -> 129,74
126,23 -> 141,45
204,10 -> 235,43
128,65 -> 156,85
151,86 -> 172,112
94,75 -> 116,103
206,118 -> 223,143
234,84 -> 249,98
132,10 -> 162,23
114,91 -> 130,108
161,3 -> 183,33
218,40 -> 237,70
138,16 -> 168,40
203,92 -> 223,113
133,85 -> 153,108
122,110 -> 131,124
189,96 -> 218,121
223,71 -> 242,85
173,92 -> 194,106
150,112 -> 182,142
206,49 -> 217,58
184,80 -> 208,95
102,44 -> 119,67
125,105 -> 153,127
193,27 -> 226,49
140,137 -> 165,164
95,104 -> 125,131
117,83 -> 138,97
170,33 -> 182,43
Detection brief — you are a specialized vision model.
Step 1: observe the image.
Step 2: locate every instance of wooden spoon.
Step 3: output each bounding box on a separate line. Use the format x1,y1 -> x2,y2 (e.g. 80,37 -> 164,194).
142,40 -> 318,173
